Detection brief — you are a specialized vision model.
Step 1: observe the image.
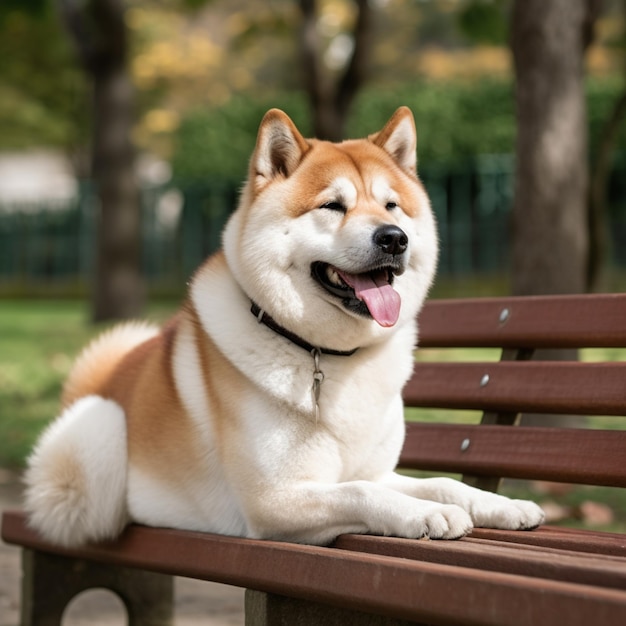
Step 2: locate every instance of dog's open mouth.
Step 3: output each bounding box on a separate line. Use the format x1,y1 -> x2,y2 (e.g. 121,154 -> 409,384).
311,262 -> 402,327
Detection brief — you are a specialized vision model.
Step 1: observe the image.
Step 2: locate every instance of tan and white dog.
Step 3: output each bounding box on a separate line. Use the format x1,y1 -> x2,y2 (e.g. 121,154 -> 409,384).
24,107 -> 544,547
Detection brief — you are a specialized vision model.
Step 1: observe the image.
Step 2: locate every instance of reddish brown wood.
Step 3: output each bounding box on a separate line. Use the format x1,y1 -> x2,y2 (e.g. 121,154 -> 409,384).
3,511 -> 626,626
403,361 -> 626,416
333,533 -> 626,589
417,294 -> 626,348
468,527 -> 626,557
399,423 -> 626,486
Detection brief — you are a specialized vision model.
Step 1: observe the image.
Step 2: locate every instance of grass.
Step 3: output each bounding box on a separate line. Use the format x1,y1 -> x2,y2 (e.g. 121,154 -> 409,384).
0,299 -> 175,467
1,298 -> 625,532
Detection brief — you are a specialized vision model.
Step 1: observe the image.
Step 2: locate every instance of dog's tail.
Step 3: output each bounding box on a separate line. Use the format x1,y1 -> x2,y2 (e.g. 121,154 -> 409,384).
62,321 -> 159,407
24,322 -> 159,547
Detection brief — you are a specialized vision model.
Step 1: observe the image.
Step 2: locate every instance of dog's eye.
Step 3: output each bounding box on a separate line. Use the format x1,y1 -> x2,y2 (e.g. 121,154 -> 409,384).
386,202 -> 398,210
320,201 -> 346,212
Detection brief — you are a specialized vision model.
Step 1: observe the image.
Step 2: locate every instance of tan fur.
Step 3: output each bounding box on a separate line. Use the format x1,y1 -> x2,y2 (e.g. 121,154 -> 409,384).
64,272 -> 244,489
57,313 -> 194,487
62,322 -> 159,408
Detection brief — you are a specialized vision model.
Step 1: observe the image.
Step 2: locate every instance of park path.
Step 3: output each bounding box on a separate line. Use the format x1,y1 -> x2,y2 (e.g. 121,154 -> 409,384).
0,469 -> 245,626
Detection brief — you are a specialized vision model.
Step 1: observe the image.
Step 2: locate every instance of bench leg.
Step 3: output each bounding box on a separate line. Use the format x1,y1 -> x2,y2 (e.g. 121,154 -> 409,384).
20,549 -> 174,626
245,590 -> 427,626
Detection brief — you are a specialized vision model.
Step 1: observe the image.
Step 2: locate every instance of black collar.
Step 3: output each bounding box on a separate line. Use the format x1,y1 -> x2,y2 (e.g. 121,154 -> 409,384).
250,302 -> 358,357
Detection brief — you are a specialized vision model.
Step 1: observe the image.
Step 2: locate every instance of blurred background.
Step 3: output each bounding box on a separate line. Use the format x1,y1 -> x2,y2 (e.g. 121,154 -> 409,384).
1,0 -> 625,312
0,0 -> 625,527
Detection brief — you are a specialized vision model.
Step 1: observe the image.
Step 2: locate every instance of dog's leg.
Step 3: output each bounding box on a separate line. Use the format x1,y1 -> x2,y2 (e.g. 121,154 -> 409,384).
378,473 -> 545,530
245,480 -> 473,545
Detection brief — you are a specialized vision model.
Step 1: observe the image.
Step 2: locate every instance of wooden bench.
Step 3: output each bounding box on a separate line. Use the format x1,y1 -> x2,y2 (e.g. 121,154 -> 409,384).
3,293 -> 626,626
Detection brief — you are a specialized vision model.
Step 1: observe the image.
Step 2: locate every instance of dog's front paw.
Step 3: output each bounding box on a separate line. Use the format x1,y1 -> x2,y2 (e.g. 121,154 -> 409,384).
417,503 -> 474,539
472,497 -> 545,531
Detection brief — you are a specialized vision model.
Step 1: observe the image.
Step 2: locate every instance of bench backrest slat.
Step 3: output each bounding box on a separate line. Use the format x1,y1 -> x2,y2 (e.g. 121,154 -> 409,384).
417,294 -> 626,348
400,423 -> 626,487
400,294 -> 626,489
403,361 -> 626,416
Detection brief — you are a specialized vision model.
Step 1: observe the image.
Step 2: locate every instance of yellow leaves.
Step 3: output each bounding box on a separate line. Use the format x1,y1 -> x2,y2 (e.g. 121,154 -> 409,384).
133,36 -> 223,89
134,108 -> 181,156
127,7 -> 222,89
586,45 -> 624,77
126,7 -> 183,42
230,66 -> 252,91
125,7 -> 149,31
415,46 -> 511,81
144,109 -> 180,135
318,0 -> 357,38
227,12 -> 249,38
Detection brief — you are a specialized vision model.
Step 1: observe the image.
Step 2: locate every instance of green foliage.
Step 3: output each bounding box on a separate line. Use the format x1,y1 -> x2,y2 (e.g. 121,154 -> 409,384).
0,3 -> 87,150
172,77 -> 626,182
180,0 -> 216,11
0,0 -> 48,20
172,92 -> 311,183
457,0 -> 509,46
172,80 -> 518,181
587,76 -> 626,156
349,80 -> 517,165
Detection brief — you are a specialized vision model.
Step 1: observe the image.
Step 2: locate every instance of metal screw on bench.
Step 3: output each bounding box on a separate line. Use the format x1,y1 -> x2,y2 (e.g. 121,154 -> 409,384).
460,438 -> 471,452
499,307 -> 510,323
480,373 -> 490,387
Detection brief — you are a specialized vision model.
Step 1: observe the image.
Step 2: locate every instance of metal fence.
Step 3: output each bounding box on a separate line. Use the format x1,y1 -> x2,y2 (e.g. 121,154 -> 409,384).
1,155 -> 625,293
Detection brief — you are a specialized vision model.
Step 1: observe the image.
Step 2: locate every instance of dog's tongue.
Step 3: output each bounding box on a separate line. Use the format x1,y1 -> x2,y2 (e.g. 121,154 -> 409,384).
338,270 -> 401,327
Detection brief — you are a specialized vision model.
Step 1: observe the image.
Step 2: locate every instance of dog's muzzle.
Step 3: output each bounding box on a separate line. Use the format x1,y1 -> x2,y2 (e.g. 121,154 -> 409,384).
311,224 -> 409,328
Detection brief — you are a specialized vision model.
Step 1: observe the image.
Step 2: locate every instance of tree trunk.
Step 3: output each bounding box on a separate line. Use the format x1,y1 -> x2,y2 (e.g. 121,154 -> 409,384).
510,0 -> 589,297
91,62 -> 144,321
298,0 -> 373,141
57,0 -> 144,322
510,0 -> 593,429
587,0 -> 626,292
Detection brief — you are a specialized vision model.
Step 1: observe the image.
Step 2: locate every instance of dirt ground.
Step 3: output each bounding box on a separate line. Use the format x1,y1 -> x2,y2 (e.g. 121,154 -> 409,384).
0,468 -> 245,626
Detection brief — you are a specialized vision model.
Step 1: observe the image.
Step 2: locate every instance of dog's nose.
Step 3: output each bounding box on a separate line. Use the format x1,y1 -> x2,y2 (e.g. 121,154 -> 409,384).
373,225 -> 408,256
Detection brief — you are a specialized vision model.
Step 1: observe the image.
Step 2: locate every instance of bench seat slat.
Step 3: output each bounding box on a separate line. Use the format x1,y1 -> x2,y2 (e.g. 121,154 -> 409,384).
2,511 -> 626,626
469,527 -> 626,557
417,294 -> 626,348
333,533 -> 626,589
400,423 -> 626,486
404,361 -> 626,415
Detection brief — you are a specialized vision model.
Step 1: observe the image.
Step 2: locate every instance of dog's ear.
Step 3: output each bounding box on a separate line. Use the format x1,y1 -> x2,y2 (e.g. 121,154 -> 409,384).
252,109 -> 310,189
370,107 -> 417,175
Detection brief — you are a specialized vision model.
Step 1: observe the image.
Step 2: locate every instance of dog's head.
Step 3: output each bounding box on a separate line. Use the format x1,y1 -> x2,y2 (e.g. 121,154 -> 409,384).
223,107 -> 438,351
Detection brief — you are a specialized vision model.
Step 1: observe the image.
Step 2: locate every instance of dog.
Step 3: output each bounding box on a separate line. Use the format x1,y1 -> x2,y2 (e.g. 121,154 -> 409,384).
24,107 -> 544,547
